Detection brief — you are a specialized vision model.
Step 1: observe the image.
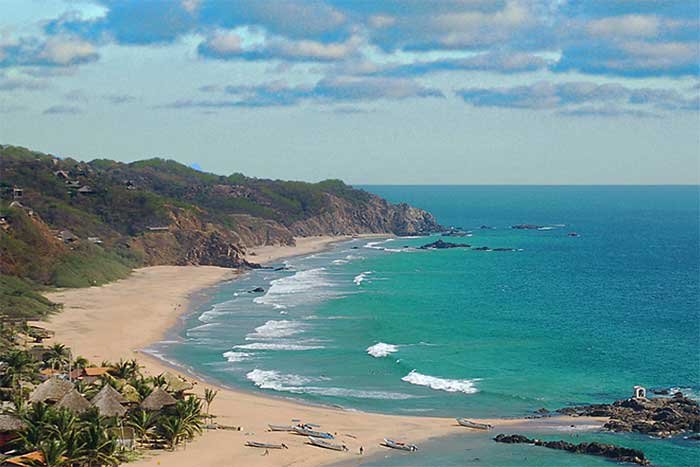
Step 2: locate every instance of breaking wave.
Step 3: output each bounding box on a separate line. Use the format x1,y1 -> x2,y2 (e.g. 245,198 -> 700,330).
222,351 -> 252,362
401,370 -> 479,394
234,341 -> 324,351
253,268 -> 333,308
367,342 -> 399,358
353,271 -> 372,285
246,369 -> 417,400
245,320 -> 304,340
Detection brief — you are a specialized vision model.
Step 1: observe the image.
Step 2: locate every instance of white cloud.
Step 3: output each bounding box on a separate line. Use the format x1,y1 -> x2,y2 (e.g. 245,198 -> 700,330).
37,36 -> 98,66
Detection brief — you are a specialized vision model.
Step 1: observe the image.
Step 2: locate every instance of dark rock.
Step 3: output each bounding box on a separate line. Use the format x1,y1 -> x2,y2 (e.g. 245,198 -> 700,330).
479,225 -> 494,230
511,224 -> 542,230
492,247 -> 516,252
651,388 -> 670,395
351,246 -> 359,249
248,287 -> 265,293
472,246 -> 491,251
494,434 -> 650,465
556,394 -> 700,438
419,239 -> 471,250
567,232 -> 579,237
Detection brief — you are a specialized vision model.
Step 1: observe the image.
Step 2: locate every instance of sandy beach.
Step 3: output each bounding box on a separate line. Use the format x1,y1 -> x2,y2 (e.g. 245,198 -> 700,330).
43,236 -> 605,467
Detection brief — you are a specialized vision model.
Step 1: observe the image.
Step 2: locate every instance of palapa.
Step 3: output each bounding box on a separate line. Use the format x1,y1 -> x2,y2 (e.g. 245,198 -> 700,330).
56,389 -> 91,414
91,384 -> 128,405
140,387 -> 177,411
92,392 -> 127,417
29,377 -> 73,403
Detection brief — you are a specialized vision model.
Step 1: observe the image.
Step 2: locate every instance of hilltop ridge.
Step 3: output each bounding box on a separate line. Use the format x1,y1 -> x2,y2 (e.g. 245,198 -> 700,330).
0,144 -> 440,318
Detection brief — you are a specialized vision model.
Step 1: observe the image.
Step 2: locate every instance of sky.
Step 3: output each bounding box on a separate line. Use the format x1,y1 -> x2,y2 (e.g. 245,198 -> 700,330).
0,0 -> 698,184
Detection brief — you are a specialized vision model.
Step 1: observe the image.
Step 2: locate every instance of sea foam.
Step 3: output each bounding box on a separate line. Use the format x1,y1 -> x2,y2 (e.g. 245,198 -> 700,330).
222,351 -> 252,362
401,370 -> 479,394
253,268 -> 333,308
246,369 -> 416,399
353,271 -> 372,285
234,341 -> 324,351
245,320 -> 304,340
366,342 -> 399,358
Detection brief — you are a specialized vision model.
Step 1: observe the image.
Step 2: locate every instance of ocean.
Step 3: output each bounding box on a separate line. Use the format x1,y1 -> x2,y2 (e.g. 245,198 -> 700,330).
150,186 -> 699,466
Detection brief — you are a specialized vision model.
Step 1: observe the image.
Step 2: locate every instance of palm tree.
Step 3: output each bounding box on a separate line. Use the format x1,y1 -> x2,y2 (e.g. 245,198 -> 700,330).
127,409 -> 157,444
1,349 -> 36,389
73,355 -> 89,369
109,359 -> 140,380
79,415 -> 120,466
203,388 -> 218,424
36,438 -> 68,467
156,416 -> 187,451
44,344 -> 70,371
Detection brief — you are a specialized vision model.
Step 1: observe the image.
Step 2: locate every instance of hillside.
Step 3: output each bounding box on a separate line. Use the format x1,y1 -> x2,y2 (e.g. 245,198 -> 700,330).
0,144 -> 440,318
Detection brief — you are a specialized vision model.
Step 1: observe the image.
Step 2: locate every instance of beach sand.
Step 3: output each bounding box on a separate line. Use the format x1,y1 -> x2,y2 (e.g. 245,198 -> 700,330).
43,236 -> 605,466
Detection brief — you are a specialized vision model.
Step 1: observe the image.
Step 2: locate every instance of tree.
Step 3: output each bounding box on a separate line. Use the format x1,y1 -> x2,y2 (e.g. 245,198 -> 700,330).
109,359 -> 140,380
44,344 -> 70,371
1,349 -> 36,389
36,438 -> 68,467
127,409 -> 157,443
156,416 -> 187,451
203,388 -> 218,423
79,413 -> 120,466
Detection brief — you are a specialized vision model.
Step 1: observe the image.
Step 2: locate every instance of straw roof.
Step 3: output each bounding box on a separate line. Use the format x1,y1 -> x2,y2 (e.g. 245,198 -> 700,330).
140,387 -> 177,411
163,371 -> 194,393
91,384 -> 128,417
56,389 -> 91,414
92,392 -> 127,418
29,377 -> 74,403
0,414 -> 26,432
91,384 -> 128,405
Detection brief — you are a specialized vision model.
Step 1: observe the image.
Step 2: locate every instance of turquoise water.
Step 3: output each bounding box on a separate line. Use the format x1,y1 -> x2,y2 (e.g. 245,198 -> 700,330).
153,186 -> 699,466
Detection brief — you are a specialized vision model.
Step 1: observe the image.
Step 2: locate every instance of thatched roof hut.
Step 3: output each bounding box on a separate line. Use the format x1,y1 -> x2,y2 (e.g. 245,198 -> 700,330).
140,387 -> 177,411
0,414 -> 26,432
162,372 -> 194,394
92,393 -> 127,418
91,384 -> 128,405
29,377 -> 73,404
56,389 -> 91,414
91,384 -> 128,417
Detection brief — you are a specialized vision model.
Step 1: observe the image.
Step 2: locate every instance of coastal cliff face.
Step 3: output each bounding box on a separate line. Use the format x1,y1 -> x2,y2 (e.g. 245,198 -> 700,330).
0,144 -> 441,298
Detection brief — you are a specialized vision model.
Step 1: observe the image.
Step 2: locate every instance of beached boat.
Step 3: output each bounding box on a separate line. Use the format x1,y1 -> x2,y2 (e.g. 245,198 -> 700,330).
268,424 -> 293,432
307,436 -> 347,451
457,418 -> 493,430
383,438 -> 418,452
293,425 -> 334,439
245,441 -> 288,449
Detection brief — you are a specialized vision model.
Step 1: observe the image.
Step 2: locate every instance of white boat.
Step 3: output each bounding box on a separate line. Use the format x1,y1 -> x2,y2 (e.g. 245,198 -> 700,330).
308,436 -> 347,451
268,424 -> 293,432
456,418 -> 493,430
383,438 -> 418,452
293,425 -> 334,439
245,441 -> 288,449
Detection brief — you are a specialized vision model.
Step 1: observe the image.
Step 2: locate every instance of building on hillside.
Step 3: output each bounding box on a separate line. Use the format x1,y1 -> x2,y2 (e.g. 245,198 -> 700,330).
77,185 -> 95,194
58,230 -> 79,243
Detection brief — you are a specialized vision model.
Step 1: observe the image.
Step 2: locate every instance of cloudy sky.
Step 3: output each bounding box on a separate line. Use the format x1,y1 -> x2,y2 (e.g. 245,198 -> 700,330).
1,0 -> 698,184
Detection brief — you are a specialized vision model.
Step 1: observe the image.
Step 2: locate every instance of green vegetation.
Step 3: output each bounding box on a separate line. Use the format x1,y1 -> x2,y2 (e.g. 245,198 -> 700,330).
0,276 -> 60,320
0,143 -> 428,320
0,335 -> 210,465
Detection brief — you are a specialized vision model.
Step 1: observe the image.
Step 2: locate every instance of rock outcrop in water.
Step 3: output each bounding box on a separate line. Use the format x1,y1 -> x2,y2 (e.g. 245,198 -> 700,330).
493,434 -> 650,465
419,239 -> 471,249
557,393 -> 700,438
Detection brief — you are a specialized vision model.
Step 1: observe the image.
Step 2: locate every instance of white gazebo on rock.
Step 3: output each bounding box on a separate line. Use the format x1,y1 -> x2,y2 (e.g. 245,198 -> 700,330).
633,385 -> 647,399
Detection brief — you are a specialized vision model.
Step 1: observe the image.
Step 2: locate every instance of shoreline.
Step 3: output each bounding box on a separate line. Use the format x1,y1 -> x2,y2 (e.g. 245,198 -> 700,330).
42,235 -> 606,466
